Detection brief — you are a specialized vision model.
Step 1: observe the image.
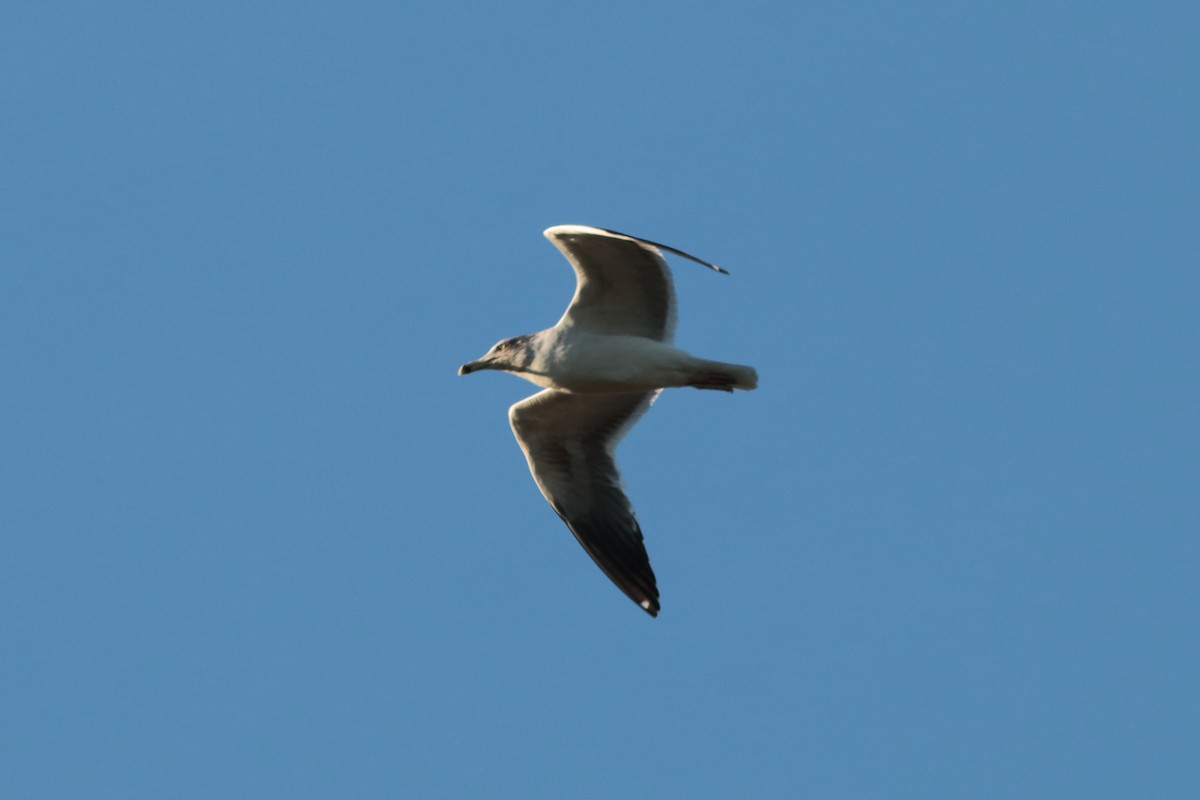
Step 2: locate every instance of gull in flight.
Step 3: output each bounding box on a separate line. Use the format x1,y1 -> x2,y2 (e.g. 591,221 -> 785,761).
459,225 -> 757,616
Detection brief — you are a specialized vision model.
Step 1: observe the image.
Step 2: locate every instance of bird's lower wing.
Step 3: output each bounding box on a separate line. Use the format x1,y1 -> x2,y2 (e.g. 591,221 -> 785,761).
508,389 -> 661,615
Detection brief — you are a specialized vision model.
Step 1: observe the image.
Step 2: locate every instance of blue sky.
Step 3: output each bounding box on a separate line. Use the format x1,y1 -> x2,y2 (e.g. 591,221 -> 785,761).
2,2 -> 1197,797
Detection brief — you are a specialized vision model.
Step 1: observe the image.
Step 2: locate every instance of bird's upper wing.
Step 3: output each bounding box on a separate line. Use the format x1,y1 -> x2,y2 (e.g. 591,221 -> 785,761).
509,388 -> 661,616
544,225 -> 678,343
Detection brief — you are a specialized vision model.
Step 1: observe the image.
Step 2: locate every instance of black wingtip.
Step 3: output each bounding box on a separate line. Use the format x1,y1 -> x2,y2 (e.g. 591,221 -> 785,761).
598,226 -> 730,275
639,598 -> 660,617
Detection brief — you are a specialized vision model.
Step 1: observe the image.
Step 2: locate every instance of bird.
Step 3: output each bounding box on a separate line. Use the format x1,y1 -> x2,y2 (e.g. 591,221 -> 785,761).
459,225 -> 757,616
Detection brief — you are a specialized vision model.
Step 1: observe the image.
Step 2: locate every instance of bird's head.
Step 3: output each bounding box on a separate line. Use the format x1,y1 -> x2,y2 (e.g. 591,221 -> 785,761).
458,335 -> 532,376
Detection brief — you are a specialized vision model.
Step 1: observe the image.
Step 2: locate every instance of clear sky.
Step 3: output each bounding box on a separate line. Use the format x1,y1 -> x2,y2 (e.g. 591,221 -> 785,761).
2,2 -> 1197,798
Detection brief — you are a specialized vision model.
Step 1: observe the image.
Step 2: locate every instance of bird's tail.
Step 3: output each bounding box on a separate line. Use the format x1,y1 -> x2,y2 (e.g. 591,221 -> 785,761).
688,359 -> 758,392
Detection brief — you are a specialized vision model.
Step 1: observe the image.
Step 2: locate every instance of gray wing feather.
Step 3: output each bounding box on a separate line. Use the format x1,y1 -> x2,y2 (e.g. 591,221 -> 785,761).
544,226 -> 678,343
509,388 -> 661,616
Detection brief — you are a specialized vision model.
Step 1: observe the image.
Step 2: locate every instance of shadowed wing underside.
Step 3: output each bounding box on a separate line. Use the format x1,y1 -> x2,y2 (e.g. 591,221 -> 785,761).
544,226 -> 678,343
509,388 -> 661,616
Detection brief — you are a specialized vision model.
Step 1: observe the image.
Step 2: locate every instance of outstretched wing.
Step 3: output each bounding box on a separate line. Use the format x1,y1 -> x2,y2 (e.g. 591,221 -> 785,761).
544,225 -> 679,343
509,388 -> 661,616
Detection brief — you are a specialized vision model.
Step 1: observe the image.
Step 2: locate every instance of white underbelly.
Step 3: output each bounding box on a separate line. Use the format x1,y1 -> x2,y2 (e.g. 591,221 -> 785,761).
535,333 -> 698,393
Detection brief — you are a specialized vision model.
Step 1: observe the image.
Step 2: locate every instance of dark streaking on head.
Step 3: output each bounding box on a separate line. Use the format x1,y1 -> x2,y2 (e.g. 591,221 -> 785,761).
458,335 -> 532,375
